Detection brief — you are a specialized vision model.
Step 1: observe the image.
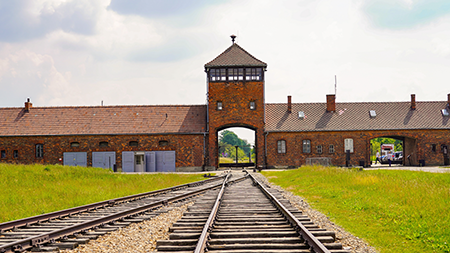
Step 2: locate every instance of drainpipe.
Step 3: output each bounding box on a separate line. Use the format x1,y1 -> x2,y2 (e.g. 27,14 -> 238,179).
265,132 -> 269,168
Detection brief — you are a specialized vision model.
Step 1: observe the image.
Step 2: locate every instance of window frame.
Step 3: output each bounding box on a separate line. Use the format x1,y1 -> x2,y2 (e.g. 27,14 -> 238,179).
159,140 -> 169,147
249,101 -> 256,110
70,142 -> 80,147
217,101 -> 223,110
303,140 -> 311,154
277,140 -> 286,154
36,144 -> 44,158
329,144 -> 335,154
129,141 -> 139,147
317,145 -> 323,154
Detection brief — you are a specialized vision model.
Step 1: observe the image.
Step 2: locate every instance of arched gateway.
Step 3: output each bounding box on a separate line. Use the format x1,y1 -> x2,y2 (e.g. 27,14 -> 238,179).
204,36 -> 267,169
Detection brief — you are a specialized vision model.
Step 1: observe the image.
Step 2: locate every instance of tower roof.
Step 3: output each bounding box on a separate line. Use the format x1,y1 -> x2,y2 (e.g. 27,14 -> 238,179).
205,43 -> 267,68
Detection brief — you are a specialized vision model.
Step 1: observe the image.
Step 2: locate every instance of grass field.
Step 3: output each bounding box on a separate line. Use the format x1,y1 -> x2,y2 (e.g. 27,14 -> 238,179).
262,166 -> 450,253
0,163 -> 208,223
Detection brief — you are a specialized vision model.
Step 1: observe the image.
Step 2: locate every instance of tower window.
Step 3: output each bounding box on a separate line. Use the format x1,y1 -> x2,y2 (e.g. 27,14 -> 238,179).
217,102 -> 223,110
249,101 -> 256,110
277,140 -> 286,154
36,144 -> 44,158
228,68 -> 244,81
246,68 -> 263,81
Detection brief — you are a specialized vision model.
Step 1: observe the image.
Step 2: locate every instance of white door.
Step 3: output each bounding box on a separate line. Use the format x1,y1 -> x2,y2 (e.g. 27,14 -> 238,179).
63,152 -> 87,167
122,151 -> 135,173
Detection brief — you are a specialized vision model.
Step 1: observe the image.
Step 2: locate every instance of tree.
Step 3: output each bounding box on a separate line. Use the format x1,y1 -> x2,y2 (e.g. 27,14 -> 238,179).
218,130 -> 252,159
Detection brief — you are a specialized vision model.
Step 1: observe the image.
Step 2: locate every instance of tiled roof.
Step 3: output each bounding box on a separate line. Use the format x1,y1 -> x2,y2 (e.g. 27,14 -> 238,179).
265,101 -> 450,132
205,43 -> 267,68
0,105 -> 207,136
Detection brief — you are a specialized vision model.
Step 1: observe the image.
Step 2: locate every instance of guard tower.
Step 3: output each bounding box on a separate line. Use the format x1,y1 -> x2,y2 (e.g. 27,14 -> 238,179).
205,35 -> 267,169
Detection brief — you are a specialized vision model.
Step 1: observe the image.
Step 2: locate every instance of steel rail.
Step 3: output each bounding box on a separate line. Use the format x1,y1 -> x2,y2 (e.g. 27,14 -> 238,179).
248,174 -> 331,253
0,174 -> 228,253
0,174 -> 225,233
194,172 -> 249,253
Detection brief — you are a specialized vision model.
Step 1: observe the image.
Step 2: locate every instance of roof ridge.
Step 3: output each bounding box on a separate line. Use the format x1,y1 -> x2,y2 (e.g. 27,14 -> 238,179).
0,104 -> 206,110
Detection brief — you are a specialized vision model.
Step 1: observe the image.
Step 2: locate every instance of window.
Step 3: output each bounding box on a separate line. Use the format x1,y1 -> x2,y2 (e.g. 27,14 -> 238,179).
1,150 -> 5,159
70,142 -> 80,147
129,141 -> 138,147
159,140 -> 169,146
329,144 -> 335,154
317,145 -> 323,154
277,140 -> 286,154
344,138 -> 354,153
249,101 -> 256,110
217,101 -> 223,110
303,140 -> 311,153
13,150 -> 18,159
228,68 -> 244,81
99,141 -> 109,147
432,144 -> 436,152
245,68 -> 263,81
36,144 -> 44,158
298,111 -> 305,119
369,110 -> 376,118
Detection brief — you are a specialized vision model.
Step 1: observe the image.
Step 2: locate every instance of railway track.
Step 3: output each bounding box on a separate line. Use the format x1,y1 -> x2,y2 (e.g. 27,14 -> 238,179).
157,171 -> 349,253
0,174 -> 228,253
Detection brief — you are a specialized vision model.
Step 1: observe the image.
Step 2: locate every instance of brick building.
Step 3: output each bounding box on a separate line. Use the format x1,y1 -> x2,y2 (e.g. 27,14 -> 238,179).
1,38 -> 449,170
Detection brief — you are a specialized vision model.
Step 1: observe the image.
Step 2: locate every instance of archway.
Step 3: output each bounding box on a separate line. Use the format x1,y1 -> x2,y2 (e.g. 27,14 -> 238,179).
369,135 -> 417,166
216,126 -> 256,168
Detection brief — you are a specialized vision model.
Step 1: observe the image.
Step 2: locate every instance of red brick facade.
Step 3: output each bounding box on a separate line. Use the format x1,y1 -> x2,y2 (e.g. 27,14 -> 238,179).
266,129 -> 450,167
0,134 -> 205,169
207,80 -> 265,168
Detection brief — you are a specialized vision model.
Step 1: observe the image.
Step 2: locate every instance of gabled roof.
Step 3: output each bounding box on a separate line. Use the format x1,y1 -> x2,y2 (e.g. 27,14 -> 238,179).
0,105 -> 207,136
205,43 -> 267,68
265,101 -> 450,132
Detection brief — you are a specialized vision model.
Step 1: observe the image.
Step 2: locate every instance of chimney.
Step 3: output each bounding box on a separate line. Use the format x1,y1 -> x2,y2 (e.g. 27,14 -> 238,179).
410,94 -> 416,110
24,98 -> 32,112
287,95 -> 292,113
326,94 -> 336,112
447,93 -> 450,108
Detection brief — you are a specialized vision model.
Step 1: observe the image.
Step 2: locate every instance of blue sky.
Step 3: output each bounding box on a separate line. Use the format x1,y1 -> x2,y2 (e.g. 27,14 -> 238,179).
1,0 -> 450,142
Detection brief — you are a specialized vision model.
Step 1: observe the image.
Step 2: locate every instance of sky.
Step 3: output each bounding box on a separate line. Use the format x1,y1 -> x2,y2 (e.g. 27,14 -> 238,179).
1,0 -> 450,143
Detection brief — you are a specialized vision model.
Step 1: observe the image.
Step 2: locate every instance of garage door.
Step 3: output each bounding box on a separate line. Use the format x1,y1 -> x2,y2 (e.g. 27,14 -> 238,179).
63,152 -> 87,167
92,152 -> 116,169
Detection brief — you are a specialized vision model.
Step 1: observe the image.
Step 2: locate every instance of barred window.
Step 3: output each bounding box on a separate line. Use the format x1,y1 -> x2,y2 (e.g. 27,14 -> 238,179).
159,140 -> 169,146
329,144 -> 335,154
303,140 -> 311,153
249,101 -> 256,110
317,145 -> 323,154
217,101 -> 223,110
1,150 -> 5,159
129,141 -> 138,147
36,144 -> 44,158
277,140 -> 286,154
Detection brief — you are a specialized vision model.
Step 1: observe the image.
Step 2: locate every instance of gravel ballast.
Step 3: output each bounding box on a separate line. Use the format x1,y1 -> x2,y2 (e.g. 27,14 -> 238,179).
60,172 -> 377,253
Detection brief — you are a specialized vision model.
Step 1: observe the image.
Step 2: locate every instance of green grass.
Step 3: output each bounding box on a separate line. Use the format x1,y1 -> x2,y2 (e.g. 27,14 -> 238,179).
0,163 -> 208,223
262,166 -> 450,253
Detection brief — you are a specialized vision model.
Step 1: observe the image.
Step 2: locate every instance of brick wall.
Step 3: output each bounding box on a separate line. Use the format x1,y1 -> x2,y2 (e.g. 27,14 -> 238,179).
266,129 -> 450,167
207,80 -> 265,168
0,134 -> 205,169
